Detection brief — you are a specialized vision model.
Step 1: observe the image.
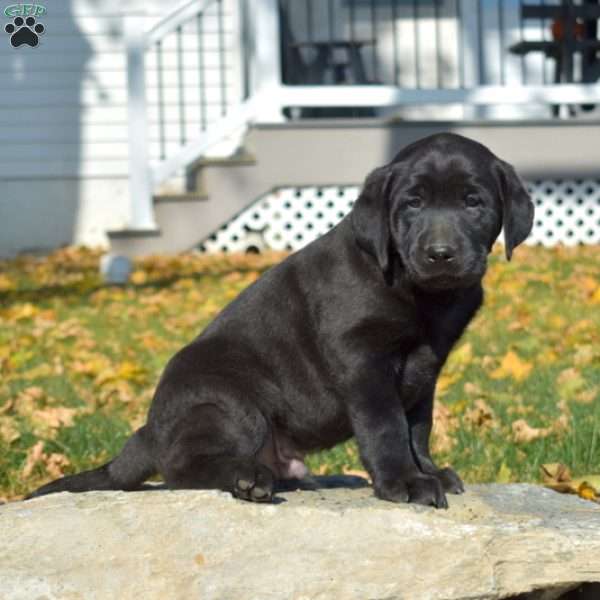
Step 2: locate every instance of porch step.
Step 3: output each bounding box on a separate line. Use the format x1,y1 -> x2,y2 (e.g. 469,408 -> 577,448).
188,152 -> 257,195
108,193 -> 208,258
107,119 -> 599,260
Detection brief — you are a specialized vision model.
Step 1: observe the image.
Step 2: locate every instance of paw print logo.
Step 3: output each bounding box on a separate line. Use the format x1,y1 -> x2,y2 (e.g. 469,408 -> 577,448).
4,16 -> 45,48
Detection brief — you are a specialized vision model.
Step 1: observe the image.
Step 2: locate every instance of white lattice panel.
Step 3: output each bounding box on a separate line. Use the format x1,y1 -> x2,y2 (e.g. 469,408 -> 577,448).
527,180 -> 600,247
200,179 -> 600,253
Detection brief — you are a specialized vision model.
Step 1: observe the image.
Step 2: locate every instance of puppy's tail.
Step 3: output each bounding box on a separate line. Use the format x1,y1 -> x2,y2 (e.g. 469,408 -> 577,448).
25,425 -> 156,499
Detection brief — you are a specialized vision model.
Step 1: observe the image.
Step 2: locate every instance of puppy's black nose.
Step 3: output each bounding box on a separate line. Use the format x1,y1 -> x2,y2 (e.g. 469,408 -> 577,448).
426,244 -> 456,263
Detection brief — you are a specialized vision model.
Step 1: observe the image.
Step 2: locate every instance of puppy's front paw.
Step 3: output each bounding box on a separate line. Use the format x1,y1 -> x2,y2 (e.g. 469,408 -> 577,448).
407,475 -> 448,509
434,467 -> 464,495
375,474 -> 447,508
374,479 -> 409,504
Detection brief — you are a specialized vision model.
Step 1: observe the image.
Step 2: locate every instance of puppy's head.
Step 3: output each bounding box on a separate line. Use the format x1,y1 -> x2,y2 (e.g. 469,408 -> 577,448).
351,133 -> 534,290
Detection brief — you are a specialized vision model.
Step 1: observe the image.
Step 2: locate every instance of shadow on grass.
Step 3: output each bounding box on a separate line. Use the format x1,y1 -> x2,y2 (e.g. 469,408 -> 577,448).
0,266 -> 270,307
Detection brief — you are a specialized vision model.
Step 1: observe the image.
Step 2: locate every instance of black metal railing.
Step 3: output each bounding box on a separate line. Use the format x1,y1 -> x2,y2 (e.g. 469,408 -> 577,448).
148,0 -> 232,163
279,0 -> 600,90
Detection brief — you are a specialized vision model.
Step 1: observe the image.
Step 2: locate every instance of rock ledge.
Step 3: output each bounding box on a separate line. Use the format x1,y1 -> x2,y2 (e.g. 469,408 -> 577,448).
1,480 -> 599,599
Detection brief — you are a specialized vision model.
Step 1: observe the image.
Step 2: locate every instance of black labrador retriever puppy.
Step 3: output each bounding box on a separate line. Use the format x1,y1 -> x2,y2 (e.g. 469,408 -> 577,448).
28,133 -> 534,508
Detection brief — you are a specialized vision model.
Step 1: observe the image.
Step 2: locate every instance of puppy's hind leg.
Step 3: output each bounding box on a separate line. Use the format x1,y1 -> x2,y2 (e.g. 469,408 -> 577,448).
161,403 -> 275,503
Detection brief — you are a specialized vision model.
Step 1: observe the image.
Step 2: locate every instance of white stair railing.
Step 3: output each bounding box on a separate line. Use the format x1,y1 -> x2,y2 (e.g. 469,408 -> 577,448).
124,0 -> 283,232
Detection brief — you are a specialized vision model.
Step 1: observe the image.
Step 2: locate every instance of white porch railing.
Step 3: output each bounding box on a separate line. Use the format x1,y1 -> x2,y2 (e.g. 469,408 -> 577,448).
124,0 -> 600,233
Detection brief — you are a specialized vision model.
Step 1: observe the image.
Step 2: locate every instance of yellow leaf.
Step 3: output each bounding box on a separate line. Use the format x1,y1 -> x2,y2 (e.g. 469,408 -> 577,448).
342,468 -> 371,482
556,368 -> 586,400
537,349 -> 558,365
577,482 -> 598,501
579,276 -> 598,295
436,343 -> 473,397
496,461 -> 513,483
490,351 -> 532,382
95,361 -> 147,386
130,270 -> 147,285
548,315 -> 567,330
447,343 -> 473,371
0,273 -> 16,292
435,373 -> 460,397
71,354 -> 111,377
9,303 -> 39,321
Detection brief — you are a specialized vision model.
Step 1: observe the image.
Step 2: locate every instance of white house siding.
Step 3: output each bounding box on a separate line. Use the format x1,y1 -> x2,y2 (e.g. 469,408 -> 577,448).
0,0 -> 242,256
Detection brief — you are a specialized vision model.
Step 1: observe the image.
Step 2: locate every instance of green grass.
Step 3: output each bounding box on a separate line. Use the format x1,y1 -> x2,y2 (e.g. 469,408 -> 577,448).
0,245 -> 598,500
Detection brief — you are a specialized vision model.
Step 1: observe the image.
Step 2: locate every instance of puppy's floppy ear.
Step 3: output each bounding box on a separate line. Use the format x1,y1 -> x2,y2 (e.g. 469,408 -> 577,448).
495,159 -> 535,261
351,165 -> 394,273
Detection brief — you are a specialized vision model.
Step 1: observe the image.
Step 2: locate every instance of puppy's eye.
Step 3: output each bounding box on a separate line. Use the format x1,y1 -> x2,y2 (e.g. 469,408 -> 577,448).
465,195 -> 482,208
407,198 -> 423,209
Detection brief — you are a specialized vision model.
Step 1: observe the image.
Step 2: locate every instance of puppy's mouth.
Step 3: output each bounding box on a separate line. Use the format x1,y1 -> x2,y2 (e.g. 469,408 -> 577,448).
405,255 -> 486,291
414,272 -> 465,290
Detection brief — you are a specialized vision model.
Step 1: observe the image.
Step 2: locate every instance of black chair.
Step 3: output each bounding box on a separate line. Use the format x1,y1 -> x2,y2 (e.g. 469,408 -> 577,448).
509,0 -> 600,116
279,1 -> 377,118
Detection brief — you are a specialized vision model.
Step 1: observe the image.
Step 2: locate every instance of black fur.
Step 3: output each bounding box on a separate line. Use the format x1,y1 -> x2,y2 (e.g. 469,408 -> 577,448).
28,133 -> 534,508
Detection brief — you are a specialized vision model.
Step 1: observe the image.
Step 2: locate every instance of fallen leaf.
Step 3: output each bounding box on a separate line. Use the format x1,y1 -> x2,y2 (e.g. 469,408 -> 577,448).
18,386 -> 45,403
436,343 -> 473,397
490,351 -> 533,382
21,441 -> 71,480
8,303 -> 39,321
541,463 -> 573,492
574,388 -> 598,404
130,270 -> 147,285
464,399 -> 496,429
496,461 -> 513,483
342,468 -> 371,482
573,345 -> 598,367
548,315 -> 567,330
194,553 -> 205,567
7,362 -> 53,383
447,343 -> 473,370
44,453 -> 71,479
0,398 -> 14,415
95,361 -> 147,386
431,402 -> 458,454
541,463 -> 600,503
463,382 -> 483,396
0,273 -> 16,292
578,275 -> 598,297
0,416 -> 20,444
512,419 -> 553,443
32,406 -> 77,429
578,481 -> 597,501
556,368 -> 586,400
21,441 -> 45,478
